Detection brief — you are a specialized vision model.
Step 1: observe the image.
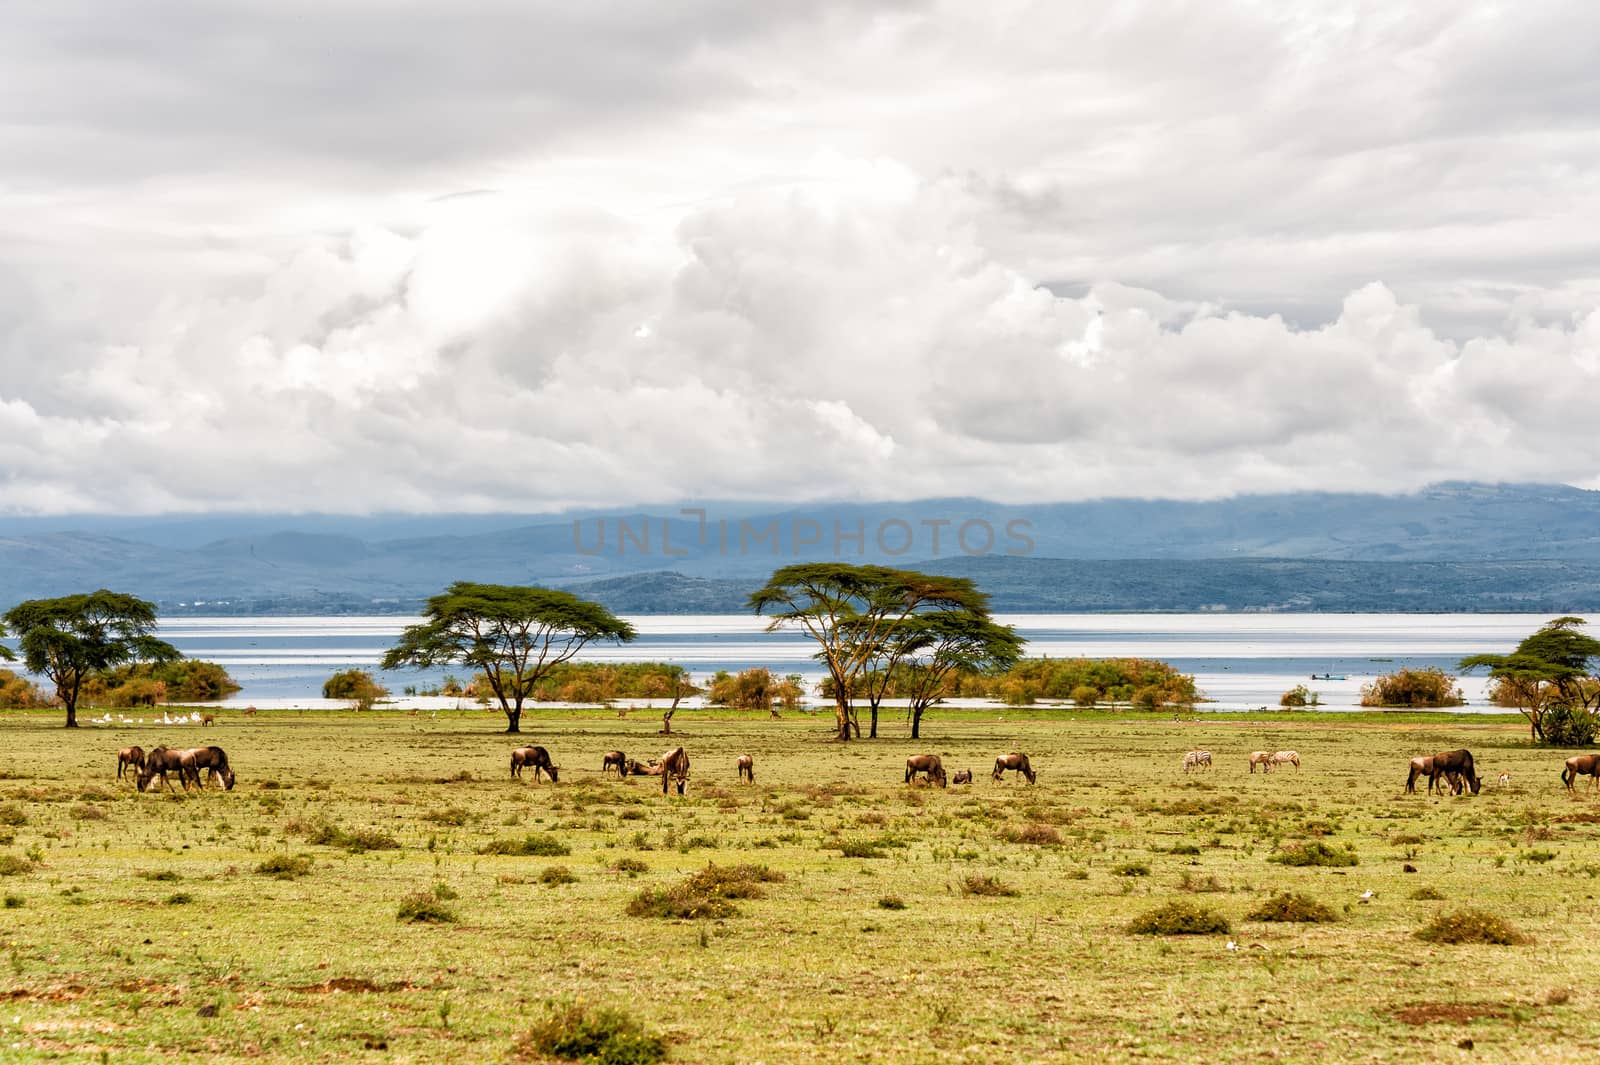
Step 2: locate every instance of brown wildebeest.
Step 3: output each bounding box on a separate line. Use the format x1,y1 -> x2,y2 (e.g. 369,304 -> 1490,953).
1429,749 -> 1480,795
1405,755 -> 1436,794
200,713 -> 216,726
1270,750 -> 1301,770
905,754 -> 946,787
137,747 -> 192,792
1248,751 -> 1274,773
659,747 -> 690,794
601,750 -> 627,778
1563,753 -> 1600,791
952,769 -> 973,784
181,746 -> 235,790
117,746 -> 146,780
736,754 -> 754,783
992,752 -> 1036,784
510,746 -> 558,782
627,758 -> 660,776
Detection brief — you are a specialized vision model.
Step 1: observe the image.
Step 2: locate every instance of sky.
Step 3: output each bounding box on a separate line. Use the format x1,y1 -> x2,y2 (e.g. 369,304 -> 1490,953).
1,0 -> 1597,514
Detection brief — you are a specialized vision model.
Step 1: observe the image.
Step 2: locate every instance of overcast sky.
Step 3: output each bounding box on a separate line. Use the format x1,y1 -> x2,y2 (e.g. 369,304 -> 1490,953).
1,1 -> 1597,514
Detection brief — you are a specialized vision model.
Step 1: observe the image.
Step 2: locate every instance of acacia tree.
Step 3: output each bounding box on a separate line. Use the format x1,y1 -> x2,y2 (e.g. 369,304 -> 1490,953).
897,613 -> 1023,738
748,564 -> 990,741
381,583 -> 635,733
1461,617 -> 1600,742
1,591 -> 180,728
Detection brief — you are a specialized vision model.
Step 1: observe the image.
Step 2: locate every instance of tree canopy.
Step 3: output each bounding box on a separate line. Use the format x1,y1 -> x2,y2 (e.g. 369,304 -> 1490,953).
749,563 -> 997,740
381,582 -> 636,733
1,590 -> 180,728
1461,617 -> 1600,743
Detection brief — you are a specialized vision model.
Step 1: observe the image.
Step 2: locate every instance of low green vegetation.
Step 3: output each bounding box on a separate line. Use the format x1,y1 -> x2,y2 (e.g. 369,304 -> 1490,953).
0,707 -> 1590,1063
1360,667 -> 1465,708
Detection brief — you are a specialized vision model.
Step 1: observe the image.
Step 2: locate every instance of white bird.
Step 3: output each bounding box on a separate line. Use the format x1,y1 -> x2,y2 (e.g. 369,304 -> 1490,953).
1226,940 -> 1238,951
1359,890 -> 1375,902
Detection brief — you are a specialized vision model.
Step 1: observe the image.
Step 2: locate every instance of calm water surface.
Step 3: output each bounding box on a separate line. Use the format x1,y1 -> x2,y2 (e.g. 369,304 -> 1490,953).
148,613 -> 1578,712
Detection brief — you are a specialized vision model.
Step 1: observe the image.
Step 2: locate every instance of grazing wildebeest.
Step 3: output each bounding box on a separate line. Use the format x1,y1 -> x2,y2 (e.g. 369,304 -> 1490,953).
1562,754 -> 1600,791
952,769 -> 973,785
116,746 -> 146,780
1270,750 -> 1301,770
659,747 -> 690,794
181,746 -> 235,790
510,746 -> 558,782
1182,750 -> 1212,773
736,754 -> 754,783
992,752 -> 1036,784
905,754 -> 947,788
1429,749 -> 1480,795
1405,755 -> 1436,794
1248,751 -> 1274,773
137,747 -> 191,792
601,750 -> 627,778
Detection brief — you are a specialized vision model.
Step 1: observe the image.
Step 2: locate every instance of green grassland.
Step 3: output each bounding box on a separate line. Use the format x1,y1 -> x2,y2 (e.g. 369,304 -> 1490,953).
1,706 -> 1597,1063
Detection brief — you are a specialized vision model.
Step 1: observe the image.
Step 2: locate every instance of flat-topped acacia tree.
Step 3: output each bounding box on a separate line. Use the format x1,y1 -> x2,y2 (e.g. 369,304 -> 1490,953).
382,583 -> 636,733
1,590 -> 180,728
748,563 -> 991,741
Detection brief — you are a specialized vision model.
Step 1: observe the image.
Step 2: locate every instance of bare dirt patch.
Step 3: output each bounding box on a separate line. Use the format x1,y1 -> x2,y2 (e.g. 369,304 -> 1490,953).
1392,1002 -> 1514,1026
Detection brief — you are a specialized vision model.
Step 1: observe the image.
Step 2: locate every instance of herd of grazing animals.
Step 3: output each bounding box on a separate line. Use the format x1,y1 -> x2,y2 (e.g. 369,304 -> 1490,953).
102,731 -> 1585,798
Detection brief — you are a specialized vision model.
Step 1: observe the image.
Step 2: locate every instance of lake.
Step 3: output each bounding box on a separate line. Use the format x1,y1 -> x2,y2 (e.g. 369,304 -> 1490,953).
147,613 -> 1578,712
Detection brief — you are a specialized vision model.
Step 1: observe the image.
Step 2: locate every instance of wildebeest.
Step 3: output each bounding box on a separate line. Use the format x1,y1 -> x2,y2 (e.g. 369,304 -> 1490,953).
1405,755 -> 1436,794
601,750 -> 627,778
1182,750 -> 1212,773
1429,749 -> 1480,795
116,745 -> 146,780
992,752 -> 1036,784
736,754 -> 754,783
137,746 -> 192,792
952,769 -> 973,784
510,746 -> 558,782
1270,750 -> 1300,770
905,754 -> 947,788
181,746 -> 235,790
627,758 -> 660,777
659,746 -> 690,794
1248,751 -> 1274,773
1563,753 -> 1600,791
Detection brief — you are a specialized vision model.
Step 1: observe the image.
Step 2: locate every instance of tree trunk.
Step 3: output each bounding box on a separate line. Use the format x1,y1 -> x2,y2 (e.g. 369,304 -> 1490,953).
64,701 -> 78,729
869,701 -> 879,739
911,706 -> 922,739
833,697 -> 852,741
505,707 -> 521,733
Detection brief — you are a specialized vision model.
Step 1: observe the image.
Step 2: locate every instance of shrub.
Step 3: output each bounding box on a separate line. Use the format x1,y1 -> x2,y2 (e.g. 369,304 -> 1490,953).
539,865 -> 579,886
0,670 -> 50,709
612,858 -> 649,875
479,834 -> 571,857
513,1001 -> 667,1065
0,854 -> 35,876
255,854 -> 312,880
0,804 -> 28,827
1410,886 -> 1445,900
1247,892 -> 1338,923
1280,684 -> 1318,708
961,874 -> 1019,898
432,882 -> 459,900
1416,909 -> 1527,945
423,807 -> 471,826
1113,862 -> 1151,877
836,839 -> 887,858
877,895 -> 907,910
137,870 -> 181,882
1360,668 -> 1464,708
321,669 -> 389,710
338,828 -> 401,854
1128,901 -> 1231,936
1542,704 -> 1599,747
626,864 -> 783,919
1269,841 -> 1358,867
1001,823 -> 1063,846
165,892 -> 194,905
396,891 -> 456,924
3,894 -> 22,908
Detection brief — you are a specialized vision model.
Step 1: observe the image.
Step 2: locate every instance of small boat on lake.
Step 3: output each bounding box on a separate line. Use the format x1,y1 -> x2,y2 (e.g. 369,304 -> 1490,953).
1310,672 -> 1347,681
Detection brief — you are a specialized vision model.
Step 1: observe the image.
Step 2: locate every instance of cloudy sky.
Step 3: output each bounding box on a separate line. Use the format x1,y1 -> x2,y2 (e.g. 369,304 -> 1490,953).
1,1 -> 1597,514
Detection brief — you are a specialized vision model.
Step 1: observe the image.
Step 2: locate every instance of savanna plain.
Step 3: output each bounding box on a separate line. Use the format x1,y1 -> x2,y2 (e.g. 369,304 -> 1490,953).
2,707 -> 1598,1064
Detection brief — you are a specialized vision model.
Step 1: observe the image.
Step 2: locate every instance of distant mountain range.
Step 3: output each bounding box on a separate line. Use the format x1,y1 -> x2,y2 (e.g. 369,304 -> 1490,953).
1,482 -> 1598,613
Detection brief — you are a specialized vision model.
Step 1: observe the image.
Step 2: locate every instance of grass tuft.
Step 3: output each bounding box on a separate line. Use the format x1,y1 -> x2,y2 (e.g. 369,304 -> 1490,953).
626,864 -> 783,919
961,874 -> 1019,897
479,834 -> 571,857
255,854 -> 312,880
877,894 -> 907,910
1128,900 -> 1231,936
540,865 -> 579,886
513,1000 -> 667,1064
1416,909 -> 1527,945
0,854 -> 36,877
1247,892 -> 1338,923
1269,841 -> 1358,867
396,891 -> 457,924
1001,823 -> 1064,846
